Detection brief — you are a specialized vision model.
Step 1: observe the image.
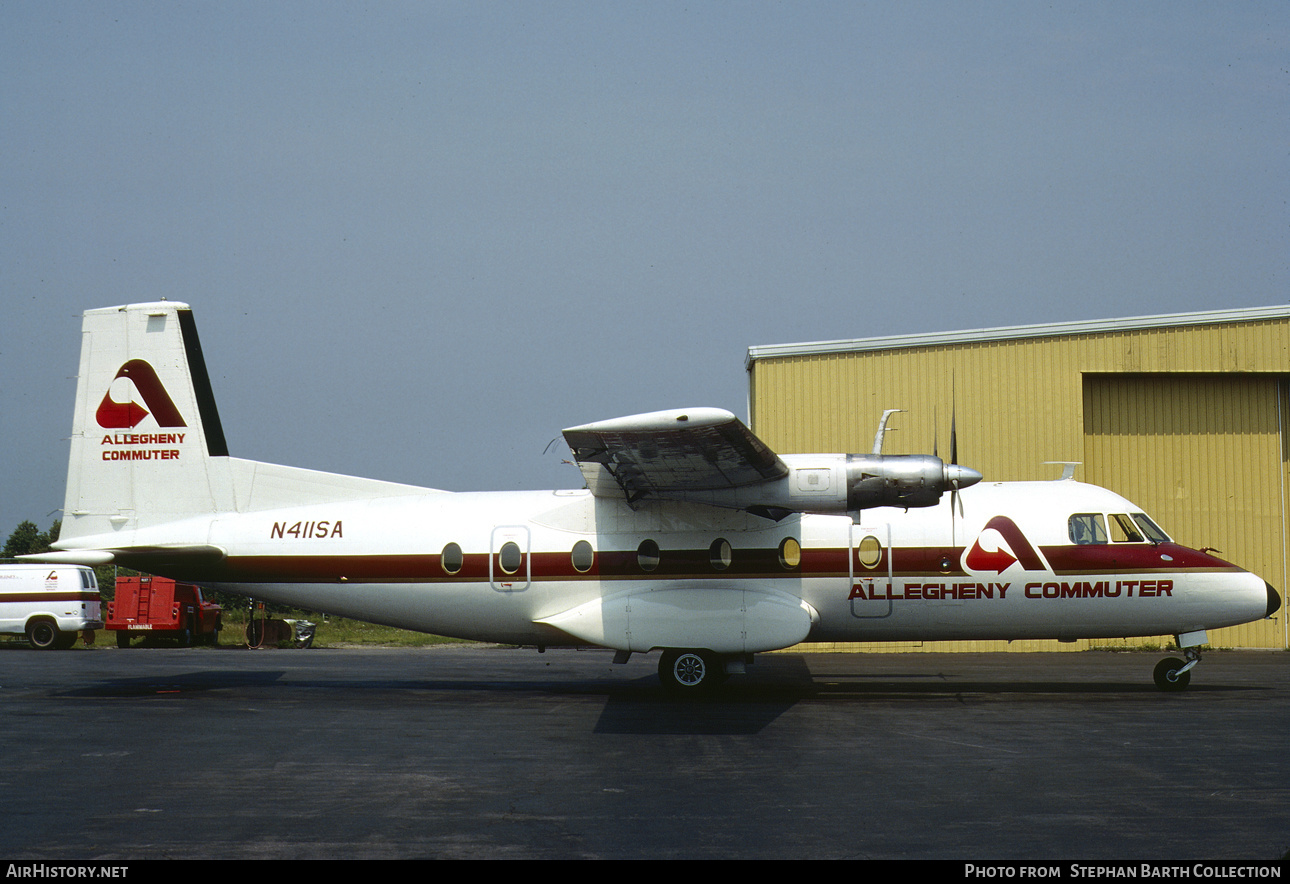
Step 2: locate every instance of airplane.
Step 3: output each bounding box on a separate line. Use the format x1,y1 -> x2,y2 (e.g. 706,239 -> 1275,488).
27,302 -> 1281,692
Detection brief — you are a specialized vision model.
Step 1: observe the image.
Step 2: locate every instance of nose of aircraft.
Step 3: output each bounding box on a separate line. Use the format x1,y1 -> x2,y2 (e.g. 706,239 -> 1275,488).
1268,583 -> 1283,619
946,464 -> 983,490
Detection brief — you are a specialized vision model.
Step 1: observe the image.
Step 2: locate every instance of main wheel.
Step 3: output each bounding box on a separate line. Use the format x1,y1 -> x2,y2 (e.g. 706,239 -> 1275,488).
659,649 -> 720,694
1153,657 -> 1191,692
26,620 -> 61,650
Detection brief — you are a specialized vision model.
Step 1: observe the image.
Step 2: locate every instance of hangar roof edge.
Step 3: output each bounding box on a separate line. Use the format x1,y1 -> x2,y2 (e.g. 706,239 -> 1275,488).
745,305 -> 1290,368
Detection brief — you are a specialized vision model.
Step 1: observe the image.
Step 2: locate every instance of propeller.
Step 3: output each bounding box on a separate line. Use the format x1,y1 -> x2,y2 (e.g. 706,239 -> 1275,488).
944,375 -> 973,547
930,395 -> 975,520
950,390 -> 959,471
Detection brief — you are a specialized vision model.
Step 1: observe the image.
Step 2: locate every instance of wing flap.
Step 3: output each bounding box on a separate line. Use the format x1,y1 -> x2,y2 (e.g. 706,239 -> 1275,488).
562,408 -> 787,503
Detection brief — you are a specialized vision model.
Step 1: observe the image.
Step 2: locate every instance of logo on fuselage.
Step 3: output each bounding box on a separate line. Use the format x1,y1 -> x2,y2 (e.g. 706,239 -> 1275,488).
964,516 -> 1048,574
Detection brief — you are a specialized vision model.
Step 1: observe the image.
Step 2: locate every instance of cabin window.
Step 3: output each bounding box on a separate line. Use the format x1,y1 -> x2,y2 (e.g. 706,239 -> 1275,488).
710,538 -> 732,571
1069,514 -> 1108,545
1109,513 -> 1145,543
498,541 -> 523,575
637,539 -> 660,572
778,537 -> 801,570
571,540 -> 595,573
857,535 -> 883,569
1132,513 -> 1169,544
441,542 -> 463,574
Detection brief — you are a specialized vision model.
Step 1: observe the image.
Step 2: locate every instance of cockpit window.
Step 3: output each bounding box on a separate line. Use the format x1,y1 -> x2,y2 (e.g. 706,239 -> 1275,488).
1131,513 -> 1169,544
1109,513 -> 1145,543
1069,513 -> 1108,545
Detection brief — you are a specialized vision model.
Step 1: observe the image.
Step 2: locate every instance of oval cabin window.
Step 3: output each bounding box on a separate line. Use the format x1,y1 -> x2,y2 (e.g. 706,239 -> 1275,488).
857,535 -> 883,569
778,537 -> 801,570
571,540 -> 595,573
498,541 -> 523,575
441,542 -> 463,575
637,539 -> 660,572
710,538 -> 732,570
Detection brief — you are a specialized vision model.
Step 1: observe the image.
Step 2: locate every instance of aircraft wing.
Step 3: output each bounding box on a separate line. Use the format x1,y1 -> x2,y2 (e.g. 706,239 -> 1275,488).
562,408 -> 788,504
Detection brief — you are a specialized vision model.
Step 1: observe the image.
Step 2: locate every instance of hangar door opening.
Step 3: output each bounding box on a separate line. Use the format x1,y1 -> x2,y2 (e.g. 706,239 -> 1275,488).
1082,373 -> 1287,649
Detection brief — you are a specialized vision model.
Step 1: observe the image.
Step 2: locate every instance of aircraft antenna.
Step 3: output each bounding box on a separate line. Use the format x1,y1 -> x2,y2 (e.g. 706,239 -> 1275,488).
1043,462 -> 1080,481
871,409 -> 902,455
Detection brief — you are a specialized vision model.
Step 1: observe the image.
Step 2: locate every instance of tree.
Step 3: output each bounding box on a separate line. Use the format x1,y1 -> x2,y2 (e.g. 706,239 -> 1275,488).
3,520 -> 60,558
4,519 -> 126,600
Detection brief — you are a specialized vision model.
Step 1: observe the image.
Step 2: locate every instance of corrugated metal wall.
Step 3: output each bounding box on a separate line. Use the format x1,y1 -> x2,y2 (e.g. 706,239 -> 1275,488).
749,317 -> 1289,652
1083,373 -> 1285,650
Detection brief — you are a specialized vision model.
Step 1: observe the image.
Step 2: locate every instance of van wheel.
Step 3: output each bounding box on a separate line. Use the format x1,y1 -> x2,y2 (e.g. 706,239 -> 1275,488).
26,620 -> 61,650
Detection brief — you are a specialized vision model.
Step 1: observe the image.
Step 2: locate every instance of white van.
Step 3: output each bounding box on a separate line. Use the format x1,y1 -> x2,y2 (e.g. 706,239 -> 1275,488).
0,564 -> 103,649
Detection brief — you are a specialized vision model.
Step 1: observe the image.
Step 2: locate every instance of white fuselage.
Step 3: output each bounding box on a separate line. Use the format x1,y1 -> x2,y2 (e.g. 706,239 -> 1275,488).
103,479 -> 1271,653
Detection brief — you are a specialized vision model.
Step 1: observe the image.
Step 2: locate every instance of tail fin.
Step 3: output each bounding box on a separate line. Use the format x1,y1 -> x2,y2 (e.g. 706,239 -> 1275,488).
56,302 -> 438,551
60,302 -> 232,542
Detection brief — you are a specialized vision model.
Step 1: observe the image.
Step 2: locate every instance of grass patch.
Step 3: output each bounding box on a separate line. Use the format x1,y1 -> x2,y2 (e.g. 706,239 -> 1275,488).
223,612 -> 472,648
0,613 -> 473,650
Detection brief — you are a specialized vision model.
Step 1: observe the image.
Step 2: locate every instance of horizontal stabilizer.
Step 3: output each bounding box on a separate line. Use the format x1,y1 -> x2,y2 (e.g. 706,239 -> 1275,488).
18,550 -> 118,566
23,544 -> 226,570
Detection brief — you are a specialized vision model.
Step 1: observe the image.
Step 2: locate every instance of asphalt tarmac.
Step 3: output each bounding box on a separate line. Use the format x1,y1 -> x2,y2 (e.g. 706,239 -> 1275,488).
1,644 -> 1286,861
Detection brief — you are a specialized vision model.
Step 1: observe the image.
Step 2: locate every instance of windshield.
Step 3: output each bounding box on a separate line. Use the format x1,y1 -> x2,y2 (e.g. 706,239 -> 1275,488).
1131,513 -> 1169,544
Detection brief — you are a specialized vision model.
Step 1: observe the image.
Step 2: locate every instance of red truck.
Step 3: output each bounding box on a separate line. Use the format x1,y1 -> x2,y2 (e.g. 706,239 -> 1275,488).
108,576 -> 222,647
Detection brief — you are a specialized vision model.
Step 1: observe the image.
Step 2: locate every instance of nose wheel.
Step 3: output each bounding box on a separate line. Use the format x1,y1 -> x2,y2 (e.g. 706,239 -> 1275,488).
1153,647 -> 1201,692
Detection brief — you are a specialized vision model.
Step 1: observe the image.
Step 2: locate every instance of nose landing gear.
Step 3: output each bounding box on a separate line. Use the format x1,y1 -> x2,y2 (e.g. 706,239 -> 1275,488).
1153,654 -> 1195,691
1154,634 -> 1205,692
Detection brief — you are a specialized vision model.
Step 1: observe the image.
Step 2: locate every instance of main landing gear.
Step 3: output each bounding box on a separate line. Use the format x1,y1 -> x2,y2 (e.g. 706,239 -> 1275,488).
657,649 -> 732,694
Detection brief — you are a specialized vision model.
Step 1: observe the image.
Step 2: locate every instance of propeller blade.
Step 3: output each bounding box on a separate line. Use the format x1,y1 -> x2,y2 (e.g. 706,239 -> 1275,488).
949,374 -> 959,466
950,414 -> 958,466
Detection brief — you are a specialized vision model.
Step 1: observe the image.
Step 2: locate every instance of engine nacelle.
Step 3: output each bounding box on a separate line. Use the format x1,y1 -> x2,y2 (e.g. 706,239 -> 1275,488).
845,454 -> 980,510
662,453 -> 981,518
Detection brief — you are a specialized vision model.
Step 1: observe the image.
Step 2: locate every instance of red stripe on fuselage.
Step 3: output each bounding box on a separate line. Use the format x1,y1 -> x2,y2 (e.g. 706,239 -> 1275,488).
111,541 -> 1241,585
1039,542 -> 1240,575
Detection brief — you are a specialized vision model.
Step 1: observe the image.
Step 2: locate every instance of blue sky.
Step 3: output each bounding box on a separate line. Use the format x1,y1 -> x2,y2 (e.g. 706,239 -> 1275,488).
2,2 -> 1287,535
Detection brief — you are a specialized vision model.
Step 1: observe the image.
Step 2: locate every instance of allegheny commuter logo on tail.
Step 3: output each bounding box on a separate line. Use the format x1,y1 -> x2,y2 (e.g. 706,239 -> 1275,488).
96,359 -> 188,461
96,359 -> 186,429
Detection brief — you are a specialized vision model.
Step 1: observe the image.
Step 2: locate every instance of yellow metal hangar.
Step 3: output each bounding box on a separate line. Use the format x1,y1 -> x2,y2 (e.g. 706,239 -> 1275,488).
746,305 -> 1290,652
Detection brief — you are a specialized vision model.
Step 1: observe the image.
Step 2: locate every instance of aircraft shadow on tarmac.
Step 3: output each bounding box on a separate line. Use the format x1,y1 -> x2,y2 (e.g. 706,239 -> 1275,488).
51,653 -> 1264,738
57,669 -> 288,697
